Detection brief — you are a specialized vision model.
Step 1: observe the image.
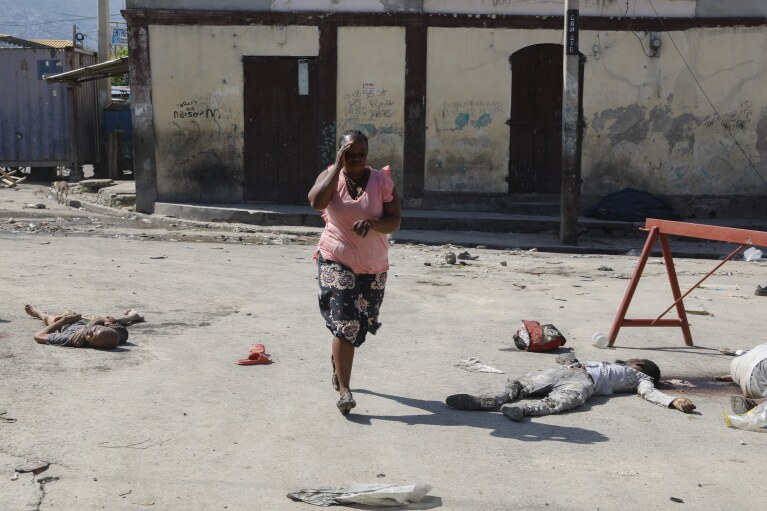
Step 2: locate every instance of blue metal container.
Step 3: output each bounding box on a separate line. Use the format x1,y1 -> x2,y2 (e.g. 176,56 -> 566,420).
0,38 -> 99,170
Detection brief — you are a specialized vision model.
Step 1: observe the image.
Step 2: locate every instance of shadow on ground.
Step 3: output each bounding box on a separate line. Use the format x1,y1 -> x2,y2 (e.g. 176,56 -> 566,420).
349,389 -> 609,444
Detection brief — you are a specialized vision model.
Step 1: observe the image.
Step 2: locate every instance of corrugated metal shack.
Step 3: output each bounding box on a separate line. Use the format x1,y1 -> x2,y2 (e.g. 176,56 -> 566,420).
0,35 -> 100,177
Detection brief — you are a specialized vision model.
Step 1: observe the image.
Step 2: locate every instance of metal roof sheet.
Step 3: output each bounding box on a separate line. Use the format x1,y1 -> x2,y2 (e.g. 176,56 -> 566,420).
0,35 -> 73,49
44,56 -> 130,83
29,39 -> 73,49
0,35 -> 56,49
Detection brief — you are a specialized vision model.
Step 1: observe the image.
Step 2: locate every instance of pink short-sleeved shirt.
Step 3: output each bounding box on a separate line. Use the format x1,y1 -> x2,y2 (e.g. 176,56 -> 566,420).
317,166 -> 394,274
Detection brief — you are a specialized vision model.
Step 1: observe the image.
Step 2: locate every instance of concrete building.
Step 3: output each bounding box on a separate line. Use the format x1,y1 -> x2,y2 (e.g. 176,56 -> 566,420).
123,1 -> 767,219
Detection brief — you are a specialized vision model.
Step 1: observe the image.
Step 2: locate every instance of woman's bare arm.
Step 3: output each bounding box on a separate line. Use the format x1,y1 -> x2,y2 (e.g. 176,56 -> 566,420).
308,142 -> 351,210
351,187 -> 402,237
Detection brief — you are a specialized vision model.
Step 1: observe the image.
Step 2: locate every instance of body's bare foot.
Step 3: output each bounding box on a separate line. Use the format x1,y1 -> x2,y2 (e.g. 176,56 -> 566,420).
24,304 -> 44,320
123,309 -> 145,324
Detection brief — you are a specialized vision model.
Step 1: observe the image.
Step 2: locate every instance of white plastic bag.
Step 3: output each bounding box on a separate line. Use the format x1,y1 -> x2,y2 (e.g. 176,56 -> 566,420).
455,357 -> 505,374
287,483 -> 432,506
743,247 -> 763,262
724,402 -> 767,432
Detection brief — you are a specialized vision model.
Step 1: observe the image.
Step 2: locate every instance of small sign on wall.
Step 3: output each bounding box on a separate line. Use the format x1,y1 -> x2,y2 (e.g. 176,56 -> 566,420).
298,60 -> 309,96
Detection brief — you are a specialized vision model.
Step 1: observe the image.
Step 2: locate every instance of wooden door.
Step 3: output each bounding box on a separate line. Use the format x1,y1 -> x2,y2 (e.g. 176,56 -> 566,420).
508,44 -> 563,193
243,57 -> 319,203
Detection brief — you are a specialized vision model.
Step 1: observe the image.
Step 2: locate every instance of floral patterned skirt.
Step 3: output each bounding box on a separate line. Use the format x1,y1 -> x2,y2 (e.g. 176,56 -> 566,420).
316,253 -> 387,347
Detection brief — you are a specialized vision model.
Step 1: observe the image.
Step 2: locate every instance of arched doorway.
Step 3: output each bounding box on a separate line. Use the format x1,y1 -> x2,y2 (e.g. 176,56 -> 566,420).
508,44 -> 581,194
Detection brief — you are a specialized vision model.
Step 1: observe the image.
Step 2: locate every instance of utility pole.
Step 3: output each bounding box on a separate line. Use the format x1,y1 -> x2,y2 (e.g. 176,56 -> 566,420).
560,0 -> 582,245
96,0 -> 111,178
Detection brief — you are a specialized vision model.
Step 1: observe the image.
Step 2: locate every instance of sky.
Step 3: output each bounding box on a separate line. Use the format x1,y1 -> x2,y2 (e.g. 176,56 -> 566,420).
0,0 -> 127,50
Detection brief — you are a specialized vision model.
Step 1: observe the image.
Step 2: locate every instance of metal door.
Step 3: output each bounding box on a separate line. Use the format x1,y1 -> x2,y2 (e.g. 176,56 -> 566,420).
243,57 -> 319,202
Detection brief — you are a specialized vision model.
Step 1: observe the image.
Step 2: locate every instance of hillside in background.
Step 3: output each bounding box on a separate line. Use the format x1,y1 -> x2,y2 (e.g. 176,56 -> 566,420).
0,0 -> 126,51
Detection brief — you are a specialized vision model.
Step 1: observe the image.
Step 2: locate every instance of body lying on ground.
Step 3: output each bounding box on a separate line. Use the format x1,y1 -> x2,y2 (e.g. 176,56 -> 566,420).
25,304 -> 144,350
446,356 -> 695,422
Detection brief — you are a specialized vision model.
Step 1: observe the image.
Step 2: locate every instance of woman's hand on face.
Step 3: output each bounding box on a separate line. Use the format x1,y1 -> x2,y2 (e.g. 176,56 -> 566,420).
334,142 -> 353,170
352,219 -> 376,237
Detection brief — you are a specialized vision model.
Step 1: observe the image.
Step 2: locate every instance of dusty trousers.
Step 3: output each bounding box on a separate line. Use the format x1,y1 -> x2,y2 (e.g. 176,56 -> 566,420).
513,367 -> 595,416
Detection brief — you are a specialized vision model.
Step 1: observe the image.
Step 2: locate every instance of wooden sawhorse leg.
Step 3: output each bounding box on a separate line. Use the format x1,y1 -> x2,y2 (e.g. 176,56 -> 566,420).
609,226 -> 745,347
608,227 -> 693,346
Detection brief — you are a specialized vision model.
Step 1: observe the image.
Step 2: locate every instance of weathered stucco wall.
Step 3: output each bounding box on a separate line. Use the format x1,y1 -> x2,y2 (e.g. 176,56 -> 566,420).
336,26 -> 406,191
425,27 -> 560,192
149,25 -> 318,202
580,26 -> 767,197
425,24 -> 767,198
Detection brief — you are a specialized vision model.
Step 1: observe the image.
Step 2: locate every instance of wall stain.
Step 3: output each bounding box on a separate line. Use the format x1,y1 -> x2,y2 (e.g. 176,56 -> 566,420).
756,112 -> 767,154
320,122 -> 337,165
591,104 -> 649,146
160,119 -> 242,202
380,0 -> 423,12
665,113 -> 699,154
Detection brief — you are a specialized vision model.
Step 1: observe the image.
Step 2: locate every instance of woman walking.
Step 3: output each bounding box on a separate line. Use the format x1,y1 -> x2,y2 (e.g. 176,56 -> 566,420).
308,130 -> 401,415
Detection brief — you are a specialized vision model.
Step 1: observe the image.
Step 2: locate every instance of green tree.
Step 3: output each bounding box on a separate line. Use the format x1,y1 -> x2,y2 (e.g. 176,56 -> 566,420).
111,46 -> 129,87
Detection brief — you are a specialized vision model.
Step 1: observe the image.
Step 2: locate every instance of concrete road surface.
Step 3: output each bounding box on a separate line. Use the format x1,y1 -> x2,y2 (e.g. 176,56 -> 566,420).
1,184 -> 766,510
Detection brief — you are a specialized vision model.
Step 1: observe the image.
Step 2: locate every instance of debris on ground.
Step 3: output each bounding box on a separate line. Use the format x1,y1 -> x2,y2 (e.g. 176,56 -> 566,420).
756,285 -> 767,297
513,320 -> 567,352
597,265 -> 614,271
743,247 -> 763,261
457,251 -> 479,260
14,461 -> 49,473
685,305 -> 712,316
662,379 -> 697,388
287,483 -> 432,507
724,402 -> 767,432
0,409 -> 17,423
719,347 -> 746,356
455,357 -> 505,374
444,252 -> 457,265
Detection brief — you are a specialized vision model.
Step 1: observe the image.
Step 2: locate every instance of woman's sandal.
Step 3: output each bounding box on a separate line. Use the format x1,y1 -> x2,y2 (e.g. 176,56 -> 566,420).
236,352 -> 272,365
336,392 -> 356,415
331,355 -> 339,391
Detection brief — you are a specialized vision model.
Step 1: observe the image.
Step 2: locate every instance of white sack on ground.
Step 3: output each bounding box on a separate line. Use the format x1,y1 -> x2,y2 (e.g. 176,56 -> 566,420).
287,483 -> 432,507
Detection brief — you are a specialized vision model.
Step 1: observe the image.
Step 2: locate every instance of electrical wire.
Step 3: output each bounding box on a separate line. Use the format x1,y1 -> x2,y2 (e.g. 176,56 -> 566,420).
0,14 -> 124,27
646,0 -> 767,189
630,30 -> 653,57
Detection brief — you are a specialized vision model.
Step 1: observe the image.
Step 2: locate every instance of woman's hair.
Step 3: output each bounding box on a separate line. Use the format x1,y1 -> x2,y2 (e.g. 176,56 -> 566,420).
339,129 -> 368,148
616,358 -> 661,385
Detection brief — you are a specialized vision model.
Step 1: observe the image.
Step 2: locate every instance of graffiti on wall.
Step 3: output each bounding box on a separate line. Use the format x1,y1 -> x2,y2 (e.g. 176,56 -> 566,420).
344,87 -> 394,120
704,100 -> 753,130
172,98 -> 233,121
436,100 -> 503,132
341,83 -> 399,140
